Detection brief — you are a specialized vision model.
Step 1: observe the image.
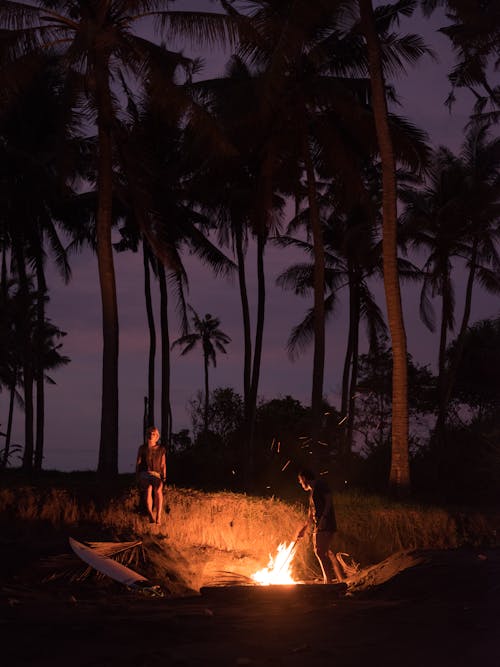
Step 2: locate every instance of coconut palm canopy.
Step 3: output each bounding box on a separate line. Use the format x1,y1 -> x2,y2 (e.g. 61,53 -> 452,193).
0,0 -> 498,493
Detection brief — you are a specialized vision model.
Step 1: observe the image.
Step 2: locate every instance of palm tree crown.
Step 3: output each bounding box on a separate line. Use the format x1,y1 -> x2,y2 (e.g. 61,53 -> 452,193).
172,306 -> 231,434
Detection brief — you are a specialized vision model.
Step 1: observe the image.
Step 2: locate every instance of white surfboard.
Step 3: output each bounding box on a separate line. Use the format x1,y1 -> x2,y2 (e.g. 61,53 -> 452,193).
69,537 -> 161,594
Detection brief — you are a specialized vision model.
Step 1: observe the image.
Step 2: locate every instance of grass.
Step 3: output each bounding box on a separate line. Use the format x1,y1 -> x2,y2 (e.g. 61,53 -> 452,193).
0,471 -> 498,595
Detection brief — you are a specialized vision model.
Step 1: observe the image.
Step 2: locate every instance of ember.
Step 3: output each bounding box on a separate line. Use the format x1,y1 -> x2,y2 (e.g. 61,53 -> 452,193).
251,541 -> 298,585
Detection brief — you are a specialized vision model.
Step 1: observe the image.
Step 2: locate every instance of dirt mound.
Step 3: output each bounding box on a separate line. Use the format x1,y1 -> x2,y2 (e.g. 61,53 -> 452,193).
347,546 -> 499,601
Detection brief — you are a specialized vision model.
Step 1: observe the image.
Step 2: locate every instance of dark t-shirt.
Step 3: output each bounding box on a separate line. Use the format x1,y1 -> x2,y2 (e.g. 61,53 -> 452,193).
136,444 -> 166,475
309,478 -> 337,533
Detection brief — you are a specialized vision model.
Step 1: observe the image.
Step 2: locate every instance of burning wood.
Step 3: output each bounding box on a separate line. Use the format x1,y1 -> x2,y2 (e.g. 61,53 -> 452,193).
251,541 -> 298,585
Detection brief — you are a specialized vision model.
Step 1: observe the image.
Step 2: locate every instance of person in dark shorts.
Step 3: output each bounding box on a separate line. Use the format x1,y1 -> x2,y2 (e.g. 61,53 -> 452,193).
136,426 -> 166,524
296,467 -> 345,583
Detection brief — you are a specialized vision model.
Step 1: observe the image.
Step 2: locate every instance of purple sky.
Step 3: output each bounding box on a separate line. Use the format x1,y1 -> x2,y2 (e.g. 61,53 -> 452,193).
7,4 -> 499,472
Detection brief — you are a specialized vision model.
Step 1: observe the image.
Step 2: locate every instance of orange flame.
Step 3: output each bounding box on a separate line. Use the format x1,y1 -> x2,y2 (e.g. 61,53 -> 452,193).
251,541 -> 298,585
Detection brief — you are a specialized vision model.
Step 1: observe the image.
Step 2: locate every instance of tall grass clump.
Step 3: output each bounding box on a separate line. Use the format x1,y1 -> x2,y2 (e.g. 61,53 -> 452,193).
333,490 -> 499,564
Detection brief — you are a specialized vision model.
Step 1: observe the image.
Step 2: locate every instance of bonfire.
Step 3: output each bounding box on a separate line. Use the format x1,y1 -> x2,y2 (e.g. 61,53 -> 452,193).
251,541 -> 298,585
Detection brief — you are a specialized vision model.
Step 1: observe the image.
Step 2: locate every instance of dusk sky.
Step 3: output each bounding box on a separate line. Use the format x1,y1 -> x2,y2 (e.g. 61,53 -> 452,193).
8,3 -> 499,473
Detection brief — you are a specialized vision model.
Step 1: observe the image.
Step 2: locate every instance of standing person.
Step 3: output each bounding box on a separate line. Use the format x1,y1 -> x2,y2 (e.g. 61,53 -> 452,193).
296,468 -> 345,584
136,426 -> 166,524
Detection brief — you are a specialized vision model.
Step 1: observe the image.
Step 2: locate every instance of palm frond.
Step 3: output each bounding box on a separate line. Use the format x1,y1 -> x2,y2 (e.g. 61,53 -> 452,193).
287,306 -> 315,361
276,263 -> 314,295
154,10 -> 239,49
40,540 -> 144,583
419,278 -> 436,332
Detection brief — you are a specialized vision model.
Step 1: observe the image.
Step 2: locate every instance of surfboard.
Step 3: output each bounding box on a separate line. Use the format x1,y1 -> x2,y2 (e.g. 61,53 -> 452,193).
69,537 -> 163,596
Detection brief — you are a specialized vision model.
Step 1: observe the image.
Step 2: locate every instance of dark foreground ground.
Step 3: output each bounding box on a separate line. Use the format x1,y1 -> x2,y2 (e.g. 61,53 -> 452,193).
1,547 -> 499,667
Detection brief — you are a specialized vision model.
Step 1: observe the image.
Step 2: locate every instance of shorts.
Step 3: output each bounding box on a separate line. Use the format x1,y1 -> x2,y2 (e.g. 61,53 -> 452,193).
137,471 -> 163,489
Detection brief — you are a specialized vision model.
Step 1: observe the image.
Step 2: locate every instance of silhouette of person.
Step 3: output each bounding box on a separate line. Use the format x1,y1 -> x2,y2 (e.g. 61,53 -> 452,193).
296,467 -> 345,583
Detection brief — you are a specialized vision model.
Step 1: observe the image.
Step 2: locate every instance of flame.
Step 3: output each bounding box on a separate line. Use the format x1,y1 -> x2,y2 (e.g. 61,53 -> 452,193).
251,541 -> 298,585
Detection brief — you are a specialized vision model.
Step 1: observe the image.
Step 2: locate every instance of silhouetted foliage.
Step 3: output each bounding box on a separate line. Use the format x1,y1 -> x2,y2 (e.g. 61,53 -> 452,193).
448,317 -> 500,415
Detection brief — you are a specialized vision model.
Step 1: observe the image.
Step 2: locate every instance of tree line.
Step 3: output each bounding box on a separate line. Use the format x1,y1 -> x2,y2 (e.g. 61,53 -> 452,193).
173,314 -> 499,503
0,1 -> 498,496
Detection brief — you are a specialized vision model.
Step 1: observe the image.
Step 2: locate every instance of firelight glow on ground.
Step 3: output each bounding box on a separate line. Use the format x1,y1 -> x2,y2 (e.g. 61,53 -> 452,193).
251,541 -> 298,585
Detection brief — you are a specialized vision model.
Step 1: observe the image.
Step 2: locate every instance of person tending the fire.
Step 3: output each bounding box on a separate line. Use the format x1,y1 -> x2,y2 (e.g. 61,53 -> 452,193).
296,467 -> 345,584
136,426 -> 166,524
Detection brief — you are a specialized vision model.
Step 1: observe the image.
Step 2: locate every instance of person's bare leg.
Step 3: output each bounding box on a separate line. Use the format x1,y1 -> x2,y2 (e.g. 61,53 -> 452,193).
329,551 -> 345,582
146,486 -> 155,522
154,485 -> 163,523
314,532 -> 335,583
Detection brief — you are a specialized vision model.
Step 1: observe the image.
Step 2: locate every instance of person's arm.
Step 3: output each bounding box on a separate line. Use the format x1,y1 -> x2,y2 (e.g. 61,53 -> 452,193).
295,522 -> 308,540
160,450 -> 166,483
296,503 -> 313,541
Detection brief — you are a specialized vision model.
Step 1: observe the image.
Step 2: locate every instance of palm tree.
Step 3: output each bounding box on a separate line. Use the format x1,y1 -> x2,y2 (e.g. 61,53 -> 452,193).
400,148 -> 468,451
0,269 -> 69,470
0,0 -> 240,477
0,56 -> 74,470
172,307 -> 231,435
400,124 -> 500,475
275,192 -> 388,465
357,0 -> 424,492
443,126 -> 500,404
225,0 -> 361,453
422,0 -> 500,119
32,314 -> 71,471
190,55 -> 288,483
0,275 -> 23,470
228,0 -> 429,473
143,242 -> 157,431
115,80 -> 236,445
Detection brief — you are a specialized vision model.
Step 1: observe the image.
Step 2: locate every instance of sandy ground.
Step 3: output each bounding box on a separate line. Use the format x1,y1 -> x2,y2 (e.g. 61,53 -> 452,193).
1,547 -> 499,667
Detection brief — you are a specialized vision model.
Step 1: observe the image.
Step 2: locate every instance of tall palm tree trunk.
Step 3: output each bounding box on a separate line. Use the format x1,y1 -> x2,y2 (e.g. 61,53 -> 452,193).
14,242 -> 34,472
0,247 -> 12,470
444,239 -> 478,406
435,243 -> 477,486
235,223 -> 252,409
143,242 -> 156,428
34,370 -> 45,471
303,133 -> 326,448
359,0 -> 410,492
34,258 -> 47,472
434,267 -> 451,466
234,218 -> 254,485
157,262 -> 171,443
346,272 -> 361,470
20,353 -> 34,471
203,351 -> 210,434
246,230 -> 266,484
96,63 -> 120,478
341,327 -> 354,423
1,379 -> 16,469
245,146 -> 273,487
340,263 -> 359,466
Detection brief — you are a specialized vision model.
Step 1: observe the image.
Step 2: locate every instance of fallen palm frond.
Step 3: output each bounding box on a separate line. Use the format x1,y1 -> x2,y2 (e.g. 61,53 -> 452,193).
40,540 -> 144,583
336,552 -> 360,577
84,540 -> 143,557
